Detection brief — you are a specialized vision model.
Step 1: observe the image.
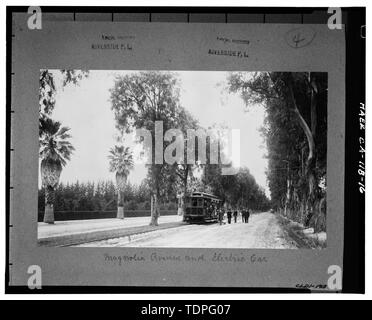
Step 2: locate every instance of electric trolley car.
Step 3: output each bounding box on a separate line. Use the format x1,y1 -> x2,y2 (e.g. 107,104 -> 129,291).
184,192 -> 222,223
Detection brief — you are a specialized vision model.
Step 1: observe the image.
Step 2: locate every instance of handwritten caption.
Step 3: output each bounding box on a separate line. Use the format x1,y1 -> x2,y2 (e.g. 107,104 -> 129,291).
103,252 -> 268,266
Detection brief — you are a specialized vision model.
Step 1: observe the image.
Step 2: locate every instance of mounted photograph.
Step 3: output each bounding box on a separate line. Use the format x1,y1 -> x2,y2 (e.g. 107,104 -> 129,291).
37,70 -> 328,249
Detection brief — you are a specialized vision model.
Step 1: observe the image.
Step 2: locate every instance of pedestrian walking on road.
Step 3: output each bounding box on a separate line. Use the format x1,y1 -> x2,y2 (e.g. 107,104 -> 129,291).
241,209 -> 245,223
233,210 -> 238,223
246,208 -> 250,223
227,210 -> 232,224
218,209 -> 224,225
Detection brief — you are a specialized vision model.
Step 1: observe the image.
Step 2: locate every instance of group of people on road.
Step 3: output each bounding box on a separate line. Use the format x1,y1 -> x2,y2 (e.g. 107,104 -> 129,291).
217,208 -> 251,225
241,208 -> 250,223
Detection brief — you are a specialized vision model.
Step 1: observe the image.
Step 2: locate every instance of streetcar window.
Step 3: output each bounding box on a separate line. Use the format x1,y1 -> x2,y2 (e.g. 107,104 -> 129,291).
192,198 -> 198,207
197,198 -> 203,207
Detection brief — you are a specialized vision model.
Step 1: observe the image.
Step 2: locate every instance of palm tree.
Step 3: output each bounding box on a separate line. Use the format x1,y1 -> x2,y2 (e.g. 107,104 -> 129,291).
39,117 -> 74,224
108,145 -> 134,219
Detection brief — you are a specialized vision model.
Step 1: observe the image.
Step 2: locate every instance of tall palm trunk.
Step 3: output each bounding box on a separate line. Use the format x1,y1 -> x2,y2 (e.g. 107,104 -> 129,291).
177,194 -> 183,216
41,160 -> 62,224
117,190 -> 124,219
115,172 -> 127,220
44,185 -> 55,224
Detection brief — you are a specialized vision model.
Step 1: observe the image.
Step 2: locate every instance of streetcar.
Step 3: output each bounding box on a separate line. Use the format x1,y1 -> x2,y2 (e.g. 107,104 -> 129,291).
184,192 -> 222,223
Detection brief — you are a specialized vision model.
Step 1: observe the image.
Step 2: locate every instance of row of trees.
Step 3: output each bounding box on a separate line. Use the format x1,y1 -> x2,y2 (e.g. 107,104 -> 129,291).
38,181 -> 178,212
109,71 -> 270,225
37,169 -> 268,214
110,72 -> 199,225
203,166 -> 270,211
39,70 -> 271,225
226,72 -> 327,231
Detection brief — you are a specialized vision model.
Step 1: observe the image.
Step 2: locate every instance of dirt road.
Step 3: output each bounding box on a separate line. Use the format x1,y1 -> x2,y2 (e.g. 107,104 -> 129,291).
77,211 -> 297,249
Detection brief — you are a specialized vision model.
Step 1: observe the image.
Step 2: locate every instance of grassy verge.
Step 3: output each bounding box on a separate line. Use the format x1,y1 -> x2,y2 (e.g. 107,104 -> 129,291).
277,215 -> 326,249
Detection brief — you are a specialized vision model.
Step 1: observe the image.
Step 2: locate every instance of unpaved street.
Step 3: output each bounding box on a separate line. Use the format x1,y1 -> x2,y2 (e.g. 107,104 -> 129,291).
78,211 -> 297,249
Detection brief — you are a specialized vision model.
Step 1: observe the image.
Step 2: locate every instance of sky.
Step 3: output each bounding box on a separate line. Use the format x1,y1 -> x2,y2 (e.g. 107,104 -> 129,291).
46,70 -> 269,196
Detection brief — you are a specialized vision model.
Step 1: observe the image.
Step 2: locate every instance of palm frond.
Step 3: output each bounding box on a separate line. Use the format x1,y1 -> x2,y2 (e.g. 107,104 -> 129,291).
39,117 -> 74,167
108,145 -> 134,177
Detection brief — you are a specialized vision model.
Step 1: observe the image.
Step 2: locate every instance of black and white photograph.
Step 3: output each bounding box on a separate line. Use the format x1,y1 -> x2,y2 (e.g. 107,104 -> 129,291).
37,70 -> 328,249
7,4 -> 365,293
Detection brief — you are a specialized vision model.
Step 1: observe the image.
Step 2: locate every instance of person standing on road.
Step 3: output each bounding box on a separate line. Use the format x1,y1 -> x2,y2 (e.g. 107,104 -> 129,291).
227,209 -> 232,224
246,208 -> 251,223
233,209 -> 238,223
218,208 -> 224,225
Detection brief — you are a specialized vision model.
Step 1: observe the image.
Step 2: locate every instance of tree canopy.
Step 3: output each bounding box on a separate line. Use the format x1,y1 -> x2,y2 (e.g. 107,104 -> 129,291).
226,71 -> 327,231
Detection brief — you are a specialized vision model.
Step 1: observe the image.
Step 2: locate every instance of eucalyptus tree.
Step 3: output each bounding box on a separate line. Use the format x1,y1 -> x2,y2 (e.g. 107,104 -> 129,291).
172,108 -> 199,216
39,70 -> 89,134
226,72 -> 327,230
110,71 -> 185,226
